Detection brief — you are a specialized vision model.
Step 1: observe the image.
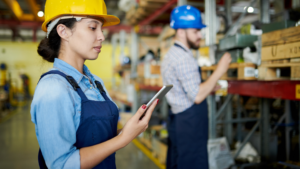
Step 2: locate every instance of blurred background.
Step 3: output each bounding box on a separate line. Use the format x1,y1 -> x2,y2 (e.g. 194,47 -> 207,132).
1,0 -> 300,168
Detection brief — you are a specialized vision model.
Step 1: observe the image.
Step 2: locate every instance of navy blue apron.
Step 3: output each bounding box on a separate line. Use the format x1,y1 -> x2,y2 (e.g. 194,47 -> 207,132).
166,60 -> 209,168
37,70 -> 119,169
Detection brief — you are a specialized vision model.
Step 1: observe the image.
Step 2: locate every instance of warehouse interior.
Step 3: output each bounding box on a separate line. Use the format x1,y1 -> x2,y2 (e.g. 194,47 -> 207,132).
1,0 -> 300,168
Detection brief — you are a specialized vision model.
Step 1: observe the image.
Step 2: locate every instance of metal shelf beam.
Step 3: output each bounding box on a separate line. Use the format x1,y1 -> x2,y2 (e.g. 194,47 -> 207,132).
228,80 -> 300,101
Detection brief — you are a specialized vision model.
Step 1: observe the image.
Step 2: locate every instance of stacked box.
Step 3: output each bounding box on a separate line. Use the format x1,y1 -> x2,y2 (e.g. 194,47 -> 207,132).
259,26 -> 300,80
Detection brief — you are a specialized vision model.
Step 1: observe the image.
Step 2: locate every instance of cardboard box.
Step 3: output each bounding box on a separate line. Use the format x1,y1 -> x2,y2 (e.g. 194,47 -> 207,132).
261,41 -> 300,61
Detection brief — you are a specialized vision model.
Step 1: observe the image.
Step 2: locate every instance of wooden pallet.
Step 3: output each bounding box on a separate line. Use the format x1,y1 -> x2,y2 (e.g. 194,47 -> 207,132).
258,62 -> 300,81
201,63 -> 257,80
261,57 -> 300,64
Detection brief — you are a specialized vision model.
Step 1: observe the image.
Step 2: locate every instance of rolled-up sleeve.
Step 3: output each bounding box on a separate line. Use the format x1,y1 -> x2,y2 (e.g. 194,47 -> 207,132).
31,76 -> 80,169
175,58 -> 200,102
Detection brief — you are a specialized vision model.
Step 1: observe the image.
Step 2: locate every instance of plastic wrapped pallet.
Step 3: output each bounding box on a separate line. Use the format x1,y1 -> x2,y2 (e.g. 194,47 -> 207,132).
208,137 -> 234,169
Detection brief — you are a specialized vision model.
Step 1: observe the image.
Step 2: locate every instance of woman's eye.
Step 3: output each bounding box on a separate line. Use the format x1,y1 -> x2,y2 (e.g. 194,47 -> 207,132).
90,27 -> 96,31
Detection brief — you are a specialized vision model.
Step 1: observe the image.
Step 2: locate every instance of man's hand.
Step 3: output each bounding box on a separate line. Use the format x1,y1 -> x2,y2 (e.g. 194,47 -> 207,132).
194,53 -> 231,104
216,52 -> 232,77
212,83 -> 221,92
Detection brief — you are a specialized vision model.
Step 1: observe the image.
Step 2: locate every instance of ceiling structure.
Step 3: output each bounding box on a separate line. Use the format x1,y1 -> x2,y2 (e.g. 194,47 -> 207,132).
0,0 -> 297,41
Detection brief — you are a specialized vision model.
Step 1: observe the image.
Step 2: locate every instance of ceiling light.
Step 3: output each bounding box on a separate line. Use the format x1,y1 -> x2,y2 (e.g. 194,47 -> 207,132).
247,7 -> 254,13
37,11 -> 44,17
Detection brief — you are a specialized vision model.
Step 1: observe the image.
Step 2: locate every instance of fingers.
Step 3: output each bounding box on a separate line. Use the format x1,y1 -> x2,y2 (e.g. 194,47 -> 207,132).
223,52 -> 230,58
223,52 -> 231,60
134,104 -> 147,120
141,99 -> 158,122
222,53 -> 231,65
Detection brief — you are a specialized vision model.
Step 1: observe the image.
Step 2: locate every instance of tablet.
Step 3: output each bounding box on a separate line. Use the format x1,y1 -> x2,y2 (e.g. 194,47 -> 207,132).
140,85 -> 173,120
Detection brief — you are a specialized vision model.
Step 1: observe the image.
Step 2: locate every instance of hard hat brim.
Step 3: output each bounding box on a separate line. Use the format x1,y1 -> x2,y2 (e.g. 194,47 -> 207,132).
172,23 -> 207,30
42,14 -> 120,32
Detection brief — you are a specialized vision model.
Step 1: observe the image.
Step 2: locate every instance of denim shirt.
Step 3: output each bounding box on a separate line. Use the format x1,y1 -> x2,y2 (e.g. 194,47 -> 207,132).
30,58 -> 116,169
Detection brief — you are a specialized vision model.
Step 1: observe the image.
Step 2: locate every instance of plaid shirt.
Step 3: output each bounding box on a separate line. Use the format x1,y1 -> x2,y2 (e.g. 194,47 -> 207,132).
161,41 -> 201,114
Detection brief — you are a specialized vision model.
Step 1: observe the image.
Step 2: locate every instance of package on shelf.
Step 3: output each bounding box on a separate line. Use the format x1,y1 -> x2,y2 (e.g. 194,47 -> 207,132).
259,26 -> 300,80
199,46 -> 210,58
143,78 -> 151,86
261,26 -> 300,61
208,137 -> 235,169
202,63 -> 257,81
142,54 -> 162,86
261,40 -> 300,61
150,64 -> 160,74
143,75 -> 163,87
137,63 -> 144,77
138,62 -> 162,78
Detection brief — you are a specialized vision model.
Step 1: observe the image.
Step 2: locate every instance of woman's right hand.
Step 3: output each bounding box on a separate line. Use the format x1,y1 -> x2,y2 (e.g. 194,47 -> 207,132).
119,99 -> 159,147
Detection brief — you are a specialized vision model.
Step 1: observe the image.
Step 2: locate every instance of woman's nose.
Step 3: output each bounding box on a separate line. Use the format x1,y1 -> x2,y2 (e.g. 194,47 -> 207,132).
97,30 -> 105,42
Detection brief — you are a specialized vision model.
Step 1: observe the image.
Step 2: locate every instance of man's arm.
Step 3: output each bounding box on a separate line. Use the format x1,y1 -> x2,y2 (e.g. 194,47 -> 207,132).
194,53 -> 231,104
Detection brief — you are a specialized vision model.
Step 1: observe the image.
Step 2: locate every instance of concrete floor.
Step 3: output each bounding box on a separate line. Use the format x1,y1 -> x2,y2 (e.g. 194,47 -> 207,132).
0,106 -> 159,169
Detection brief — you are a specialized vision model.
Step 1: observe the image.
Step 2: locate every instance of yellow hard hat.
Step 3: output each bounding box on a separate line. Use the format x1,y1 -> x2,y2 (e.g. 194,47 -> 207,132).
41,0 -> 120,32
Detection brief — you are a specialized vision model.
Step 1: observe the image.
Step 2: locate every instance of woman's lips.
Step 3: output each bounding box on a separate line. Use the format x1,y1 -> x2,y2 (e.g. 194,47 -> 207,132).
93,46 -> 101,53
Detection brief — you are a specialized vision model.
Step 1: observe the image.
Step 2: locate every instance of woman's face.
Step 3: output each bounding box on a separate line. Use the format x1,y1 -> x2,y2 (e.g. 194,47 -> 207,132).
68,18 -> 105,60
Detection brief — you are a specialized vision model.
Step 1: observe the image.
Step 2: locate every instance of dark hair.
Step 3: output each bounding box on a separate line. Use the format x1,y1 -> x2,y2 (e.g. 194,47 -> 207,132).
37,19 -> 77,62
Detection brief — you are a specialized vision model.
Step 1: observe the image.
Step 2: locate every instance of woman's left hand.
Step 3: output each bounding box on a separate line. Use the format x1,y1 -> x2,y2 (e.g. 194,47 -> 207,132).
118,99 -> 158,147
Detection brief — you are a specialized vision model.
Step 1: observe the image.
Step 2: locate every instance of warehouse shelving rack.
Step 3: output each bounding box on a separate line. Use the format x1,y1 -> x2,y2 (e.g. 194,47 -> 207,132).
111,0 -> 300,166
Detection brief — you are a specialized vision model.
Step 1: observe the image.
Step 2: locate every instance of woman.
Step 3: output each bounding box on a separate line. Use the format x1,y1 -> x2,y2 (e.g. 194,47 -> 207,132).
30,0 -> 158,168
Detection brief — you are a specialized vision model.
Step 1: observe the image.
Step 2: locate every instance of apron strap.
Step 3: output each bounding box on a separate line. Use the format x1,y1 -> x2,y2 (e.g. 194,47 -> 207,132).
39,70 -> 88,101
95,81 -> 110,101
198,67 -> 203,82
174,43 -> 187,52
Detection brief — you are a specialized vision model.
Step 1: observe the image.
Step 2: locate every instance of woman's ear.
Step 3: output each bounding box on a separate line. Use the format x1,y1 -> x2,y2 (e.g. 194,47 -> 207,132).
56,24 -> 71,41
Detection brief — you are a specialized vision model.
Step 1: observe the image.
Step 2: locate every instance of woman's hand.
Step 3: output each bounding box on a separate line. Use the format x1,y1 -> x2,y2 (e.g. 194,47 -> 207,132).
119,99 -> 159,147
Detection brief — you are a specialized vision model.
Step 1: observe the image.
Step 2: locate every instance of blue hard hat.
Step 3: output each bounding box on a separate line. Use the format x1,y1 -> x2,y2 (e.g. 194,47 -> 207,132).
170,5 -> 206,29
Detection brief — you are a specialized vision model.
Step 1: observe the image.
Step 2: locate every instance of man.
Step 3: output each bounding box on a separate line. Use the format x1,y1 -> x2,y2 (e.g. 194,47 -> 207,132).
161,5 -> 232,169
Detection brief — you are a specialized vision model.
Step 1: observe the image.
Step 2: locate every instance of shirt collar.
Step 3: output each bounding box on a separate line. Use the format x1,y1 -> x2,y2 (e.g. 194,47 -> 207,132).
53,58 -> 93,84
